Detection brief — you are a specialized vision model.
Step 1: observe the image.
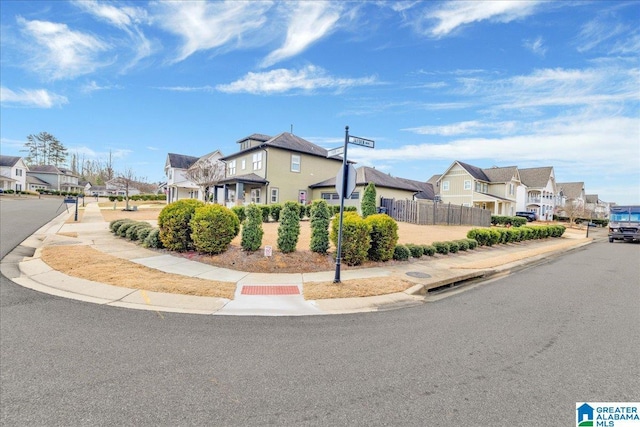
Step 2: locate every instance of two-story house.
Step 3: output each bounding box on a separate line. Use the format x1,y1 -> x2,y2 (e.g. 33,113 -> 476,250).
557,181 -> 586,215
165,150 -> 225,203
165,153 -> 200,203
0,155 -> 28,192
435,161 -> 520,216
517,166 -> 558,221
27,165 -> 83,193
218,132 -> 343,207
585,194 -> 609,219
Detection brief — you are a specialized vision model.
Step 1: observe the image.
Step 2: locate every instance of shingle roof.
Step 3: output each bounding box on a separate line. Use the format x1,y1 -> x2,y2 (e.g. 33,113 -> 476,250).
585,194 -> 599,203
167,153 -> 199,169
28,165 -> 61,173
236,133 -> 271,144
309,166 -> 421,193
223,132 -> 332,160
26,175 -> 51,186
557,182 -> 584,199
482,166 -> 518,183
456,161 -> 490,181
218,173 -> 268,185
0,155 -> 22,168
519,167 -> 553,188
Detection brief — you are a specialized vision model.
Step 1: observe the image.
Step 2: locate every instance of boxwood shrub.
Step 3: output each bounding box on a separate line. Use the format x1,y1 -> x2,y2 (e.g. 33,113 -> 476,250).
422,244 -> 436,256
190,204 -> 240,255
405,243 -> 424,258
158,199 -> 204,252
330,212 -> 371,266
365,214 -> 398,262
432,241 -> 450,255
392,245 -> 411,261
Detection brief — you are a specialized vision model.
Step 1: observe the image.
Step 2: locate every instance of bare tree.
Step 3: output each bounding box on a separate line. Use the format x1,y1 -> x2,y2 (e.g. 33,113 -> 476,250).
560,200 -> 586,226
184,157 -> 226,203
113,167 -> 137,211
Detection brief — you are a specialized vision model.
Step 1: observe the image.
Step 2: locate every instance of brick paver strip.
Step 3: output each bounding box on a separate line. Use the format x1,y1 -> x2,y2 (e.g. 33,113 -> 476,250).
241,286 -> 300,295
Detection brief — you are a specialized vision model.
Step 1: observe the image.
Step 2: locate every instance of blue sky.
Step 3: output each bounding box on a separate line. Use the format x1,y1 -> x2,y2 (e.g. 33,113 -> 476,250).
1,1 -> 638,204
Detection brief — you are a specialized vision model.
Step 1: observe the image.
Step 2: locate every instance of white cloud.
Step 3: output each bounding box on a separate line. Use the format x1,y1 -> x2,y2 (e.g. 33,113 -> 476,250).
216,65 -> 377,95
156,86 -> 216,93
82,81 -> 123,94
576,18 -> 626,53
17,17 -> 110,80
0,86 -> 68,108
419,1 -> 542,38
152,1 -> 271,63
260,2 -> 342,68
523,36 -> 547,57
403,120 -> 516,136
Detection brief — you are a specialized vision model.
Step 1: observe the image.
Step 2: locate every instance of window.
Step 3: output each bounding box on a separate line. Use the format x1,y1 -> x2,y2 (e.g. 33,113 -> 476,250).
241,141 -> 249,150
16,169 -> 23,177
509,183 -> 515,195
291,154 -> 301,172
252,152 -> 262,170
442,181 -> 450,191
464,180 -> 471,190
270,188 -> 279,203
321,192 -> 340,200
227,160 -> 236,175
251,188 -> 261,204
241,159 -> 246,170
349,192 -> 360,200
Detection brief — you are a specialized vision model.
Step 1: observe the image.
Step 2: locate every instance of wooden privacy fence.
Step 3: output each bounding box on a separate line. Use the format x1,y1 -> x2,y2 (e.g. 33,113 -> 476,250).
379,198 -> 491,227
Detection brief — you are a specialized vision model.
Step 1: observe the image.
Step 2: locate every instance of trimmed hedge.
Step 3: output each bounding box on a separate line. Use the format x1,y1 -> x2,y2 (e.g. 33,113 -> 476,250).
466,224 -> 566,247
405,243 -> 424,258
330,212 -> 371,266
365,214 -> 399,262
190,204 -> 240,255
310,200 -> 331,254
491,215 -> 527,227
277,201 -> 301,253
158,199 -> 204,252
269,204 -> 282,222
241,204 -> 264,252
393,245 -> 411,261
231,205 -> 246,223
422,244 -> 436,256
432,241 -> 450,255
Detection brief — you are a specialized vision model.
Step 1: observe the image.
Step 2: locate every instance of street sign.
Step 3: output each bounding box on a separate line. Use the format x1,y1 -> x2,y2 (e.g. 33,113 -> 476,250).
348,135 -> 375,148
335,164 -> 357,199
326,146 -> 344,158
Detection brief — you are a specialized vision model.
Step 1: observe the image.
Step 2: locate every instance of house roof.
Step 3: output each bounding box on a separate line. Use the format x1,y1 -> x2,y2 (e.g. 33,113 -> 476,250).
309,166 -> 421,193
398,178 -> 435,200
557,182 -> 584,199
236,133 -> 272,144
222,132 -> 333,160
218,173 -> 268,185
519,166 -> 554,188
167,153 -> 199,170
26,175 -> 50,186
28,164 -> 60,173
456,161 -> 490,181
0,155 -> 22,168
585,194 -> 599,203
482,166 -> 519,183
426,174 -> 441,186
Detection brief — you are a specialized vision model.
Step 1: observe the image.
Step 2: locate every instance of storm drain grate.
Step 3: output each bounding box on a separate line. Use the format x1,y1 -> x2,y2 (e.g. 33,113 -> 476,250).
241,286 -> 300,295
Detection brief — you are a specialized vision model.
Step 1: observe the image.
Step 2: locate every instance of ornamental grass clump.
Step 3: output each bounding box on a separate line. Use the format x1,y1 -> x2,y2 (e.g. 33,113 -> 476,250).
158,199 -> 204,252
241,204 -> 264,252
189,204 -> 240,255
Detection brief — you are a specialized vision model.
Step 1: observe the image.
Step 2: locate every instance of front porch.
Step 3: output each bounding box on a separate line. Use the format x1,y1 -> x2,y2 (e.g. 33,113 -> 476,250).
472,193 -> 515,216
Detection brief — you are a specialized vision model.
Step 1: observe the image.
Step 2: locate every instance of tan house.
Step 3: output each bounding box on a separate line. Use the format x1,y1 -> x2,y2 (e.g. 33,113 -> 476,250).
218,132 -> 343,207
557,182 -> 586,211
309,166 -> 430,211
435,161 -> 520,216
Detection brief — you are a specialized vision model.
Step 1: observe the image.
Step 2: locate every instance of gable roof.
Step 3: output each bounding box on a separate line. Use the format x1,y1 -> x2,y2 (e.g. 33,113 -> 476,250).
26,175 -> 51,186
457,161 -> 490,181
519,166 -> 554,188
167,153 -> 199,170
28,165 -> 62,174
309,166 -> 421,193
222,132 -> 332,160
0,155 -> 22,168
557,182 -> 585,199
585,194 -> 599,203
482,166 -> 519,183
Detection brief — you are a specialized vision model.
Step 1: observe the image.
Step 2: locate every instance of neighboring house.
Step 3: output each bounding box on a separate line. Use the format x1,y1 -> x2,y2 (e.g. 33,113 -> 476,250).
0,155 -> 28,192
309,166 -> 425,211
517,166 -> 558,221
27,165 -> 83,193
165,153 -> 200,203
435,161 -> 520,216
106,178 -> 141,197
185,150 -> 225,203
219,132 -> 343,207
87,185 -> 109,196
26,175 -> 51,192
585,194 -> 609,219
557,181 -> 586,214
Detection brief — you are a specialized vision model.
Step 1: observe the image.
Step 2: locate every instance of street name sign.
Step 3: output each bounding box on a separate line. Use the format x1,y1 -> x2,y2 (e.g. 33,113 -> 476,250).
326,146 -> 344,158
348,135 -> 375,148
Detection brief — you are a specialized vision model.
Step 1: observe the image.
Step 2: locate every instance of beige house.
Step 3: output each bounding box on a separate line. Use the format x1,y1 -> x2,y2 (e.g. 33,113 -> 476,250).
435,161 -> 520,216
218,132 -> 343,207
557,181 -> 586,216
309,166 -> 431,211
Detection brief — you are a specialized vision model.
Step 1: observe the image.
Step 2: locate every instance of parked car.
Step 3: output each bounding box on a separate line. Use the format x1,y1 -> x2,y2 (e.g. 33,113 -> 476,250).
515,211 -> 537,222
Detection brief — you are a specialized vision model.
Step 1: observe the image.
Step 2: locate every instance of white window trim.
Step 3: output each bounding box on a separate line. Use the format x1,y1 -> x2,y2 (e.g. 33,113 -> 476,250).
270,188 -> 279,203
291,154 -> 301,172
251,188 -> 261,204
252,152 -> 262,171
442,181 -> 450,191
464,180 -> 471,190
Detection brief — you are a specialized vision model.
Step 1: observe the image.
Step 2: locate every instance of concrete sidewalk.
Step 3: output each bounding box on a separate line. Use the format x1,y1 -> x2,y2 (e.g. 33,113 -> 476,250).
0,202 -> 597,316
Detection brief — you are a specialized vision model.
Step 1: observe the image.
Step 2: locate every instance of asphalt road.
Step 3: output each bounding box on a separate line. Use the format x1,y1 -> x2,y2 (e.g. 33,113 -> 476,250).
1,197 -> 638,426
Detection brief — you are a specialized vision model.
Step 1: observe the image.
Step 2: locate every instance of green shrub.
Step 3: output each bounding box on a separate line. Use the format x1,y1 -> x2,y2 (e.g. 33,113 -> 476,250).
365,214 -> 398,262
304,204 -> 312,219
330,212 -> 371,266
393,245 -> 411,261
310,200 -> 331,254
361,182 -> 377,218
422,244 -> 436,256
486,229 -> 501,246
298,203 -> 306,220
117,221 -> 138,237
158,199 -> 204,252
143,228 -> 163,249
277,201 -> 301,253
231,205 -> 246,223
190,204 -> 240,255
466,238 -> 478,250
241,204 -> 264,252
110,218 -> 133,234
269,204 -> 282,222
455,239 -> 469,251
259,205 -> 270,222
136,226 -> 153,242
448,240 -> 460,253
432,241 -> 450,255
126,222 -> 152,241
406,243 -> 424,258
